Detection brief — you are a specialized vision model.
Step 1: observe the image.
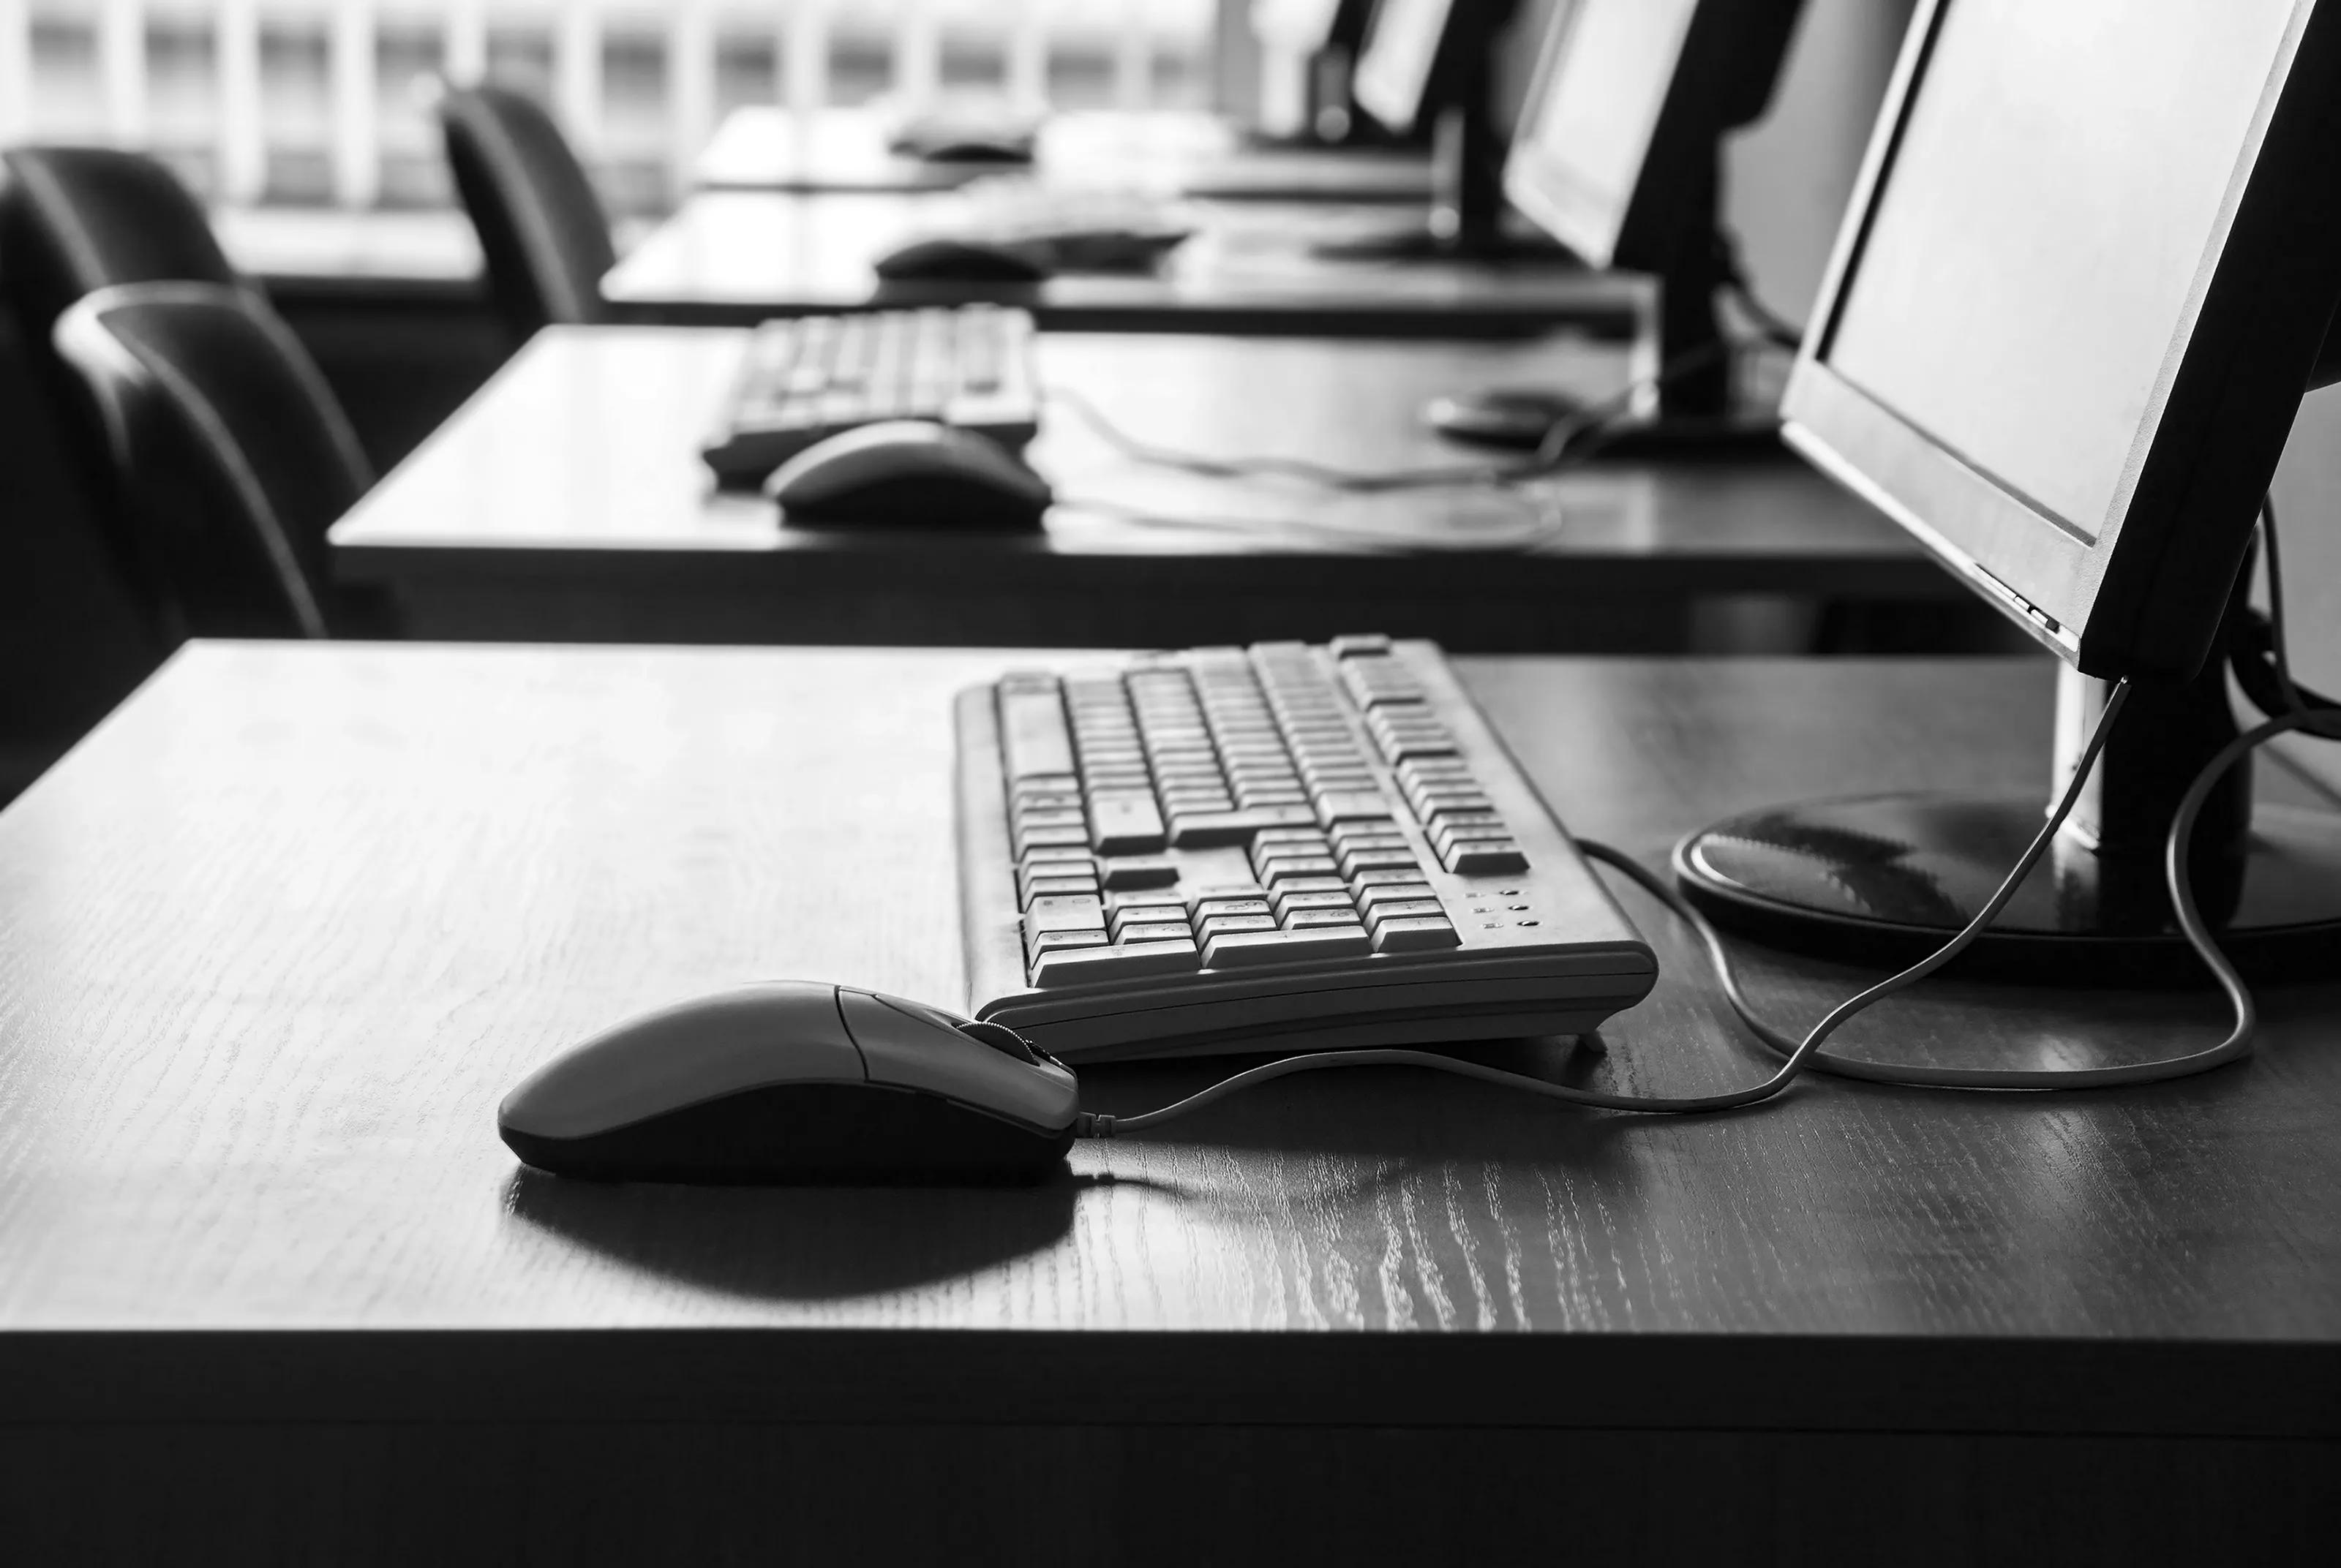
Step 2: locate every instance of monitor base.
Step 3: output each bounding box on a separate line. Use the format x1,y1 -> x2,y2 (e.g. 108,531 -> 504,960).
1424,386 -> 1782,458
1672,793 -> 2341,985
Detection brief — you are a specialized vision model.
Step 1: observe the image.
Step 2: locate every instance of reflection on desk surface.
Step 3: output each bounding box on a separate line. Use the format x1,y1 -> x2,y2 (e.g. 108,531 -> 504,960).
694,105 -> 1434,204
334,325 -> 1893,564
602,190 -> 1630,328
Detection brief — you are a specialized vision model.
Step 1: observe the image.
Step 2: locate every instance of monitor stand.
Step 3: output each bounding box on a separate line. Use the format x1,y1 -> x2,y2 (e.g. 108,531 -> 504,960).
1672,578 -> 2341,984
1424,146 -> 1783,458
1305,102 -> 1568,264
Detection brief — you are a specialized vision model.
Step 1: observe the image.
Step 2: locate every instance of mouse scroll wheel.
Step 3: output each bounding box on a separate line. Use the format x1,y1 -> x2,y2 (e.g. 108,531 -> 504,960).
957,1020 -> 1039,1063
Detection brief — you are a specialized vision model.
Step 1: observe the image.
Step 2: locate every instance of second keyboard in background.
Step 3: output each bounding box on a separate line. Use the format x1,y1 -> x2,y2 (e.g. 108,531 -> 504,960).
702,304 -> 1040,487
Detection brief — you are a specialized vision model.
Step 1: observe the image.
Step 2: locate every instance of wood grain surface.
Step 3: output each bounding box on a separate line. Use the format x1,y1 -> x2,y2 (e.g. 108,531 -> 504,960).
1,644 -> 2336,1447
329,327 -> 1947,648
601,190 -> 1636,333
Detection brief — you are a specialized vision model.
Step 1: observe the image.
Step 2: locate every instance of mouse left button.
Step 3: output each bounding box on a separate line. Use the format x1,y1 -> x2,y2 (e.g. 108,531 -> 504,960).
500,981 -> 865,1140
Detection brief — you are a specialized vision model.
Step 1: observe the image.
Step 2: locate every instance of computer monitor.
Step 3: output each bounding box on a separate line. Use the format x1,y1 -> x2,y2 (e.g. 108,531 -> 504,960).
1253,0 -> 1384,144
1427,0 -> 1808,448
1353,0 -> 1463,135
1328,0 -> 1563,256
1676,0 -> 2341,980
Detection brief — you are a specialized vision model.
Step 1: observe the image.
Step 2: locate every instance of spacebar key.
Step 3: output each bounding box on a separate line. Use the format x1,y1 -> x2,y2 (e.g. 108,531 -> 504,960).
1032,939 -> 1200,988
1202,927 -> 1372,968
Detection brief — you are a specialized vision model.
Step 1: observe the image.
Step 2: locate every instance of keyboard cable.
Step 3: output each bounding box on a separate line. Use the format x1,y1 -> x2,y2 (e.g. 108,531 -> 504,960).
1078,503 -> 2328,1135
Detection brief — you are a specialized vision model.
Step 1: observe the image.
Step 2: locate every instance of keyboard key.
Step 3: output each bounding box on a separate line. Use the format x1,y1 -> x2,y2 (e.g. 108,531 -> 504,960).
1352,868 -> 1429,890
1372,916 -> 1462,953
1329,633 -> 1392,658
1285,908 -> 1365,930
1203,926 -> 1373,968
1167,807 -> 1315,847
1273,889 -> 1357,917
1339,849 -> 1420,878
1089,792 -> 1166,854
1001,684 -> 1074,780
1365,898 -> 1446,927
1015,826 -> 1091,853
1356,881 -> 1437,911
1027,928 -> 1108,958
1024,894 -> 1106,935
1100,856 -> 1180,889
1269,875 -> 1348,898
1446,841 -> 1529,875
1313,791 -> 1395,823
1032,938 -> 1200,988
1259,856 -> 1340,883
1432,823 -> 1514,853
1022,873 -> 1100,901
1118,921 -> 1193,945
1194,897 -> 1272,921
1198,913 -> 1277,941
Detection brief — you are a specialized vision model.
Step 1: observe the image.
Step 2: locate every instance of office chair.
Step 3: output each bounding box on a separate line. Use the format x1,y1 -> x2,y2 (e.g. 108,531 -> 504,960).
0,146 -> 249,631
50,281 -> 387,640
436,83 -> 617,339
0,146 -> 241,350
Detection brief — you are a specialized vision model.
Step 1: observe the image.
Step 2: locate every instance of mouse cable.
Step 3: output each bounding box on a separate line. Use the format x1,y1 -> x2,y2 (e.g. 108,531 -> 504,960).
1051,491 -> 1579,554
1043,336 -> 1738,498
1079,671 -> 2315,1139
1077,675 -> 2134,1137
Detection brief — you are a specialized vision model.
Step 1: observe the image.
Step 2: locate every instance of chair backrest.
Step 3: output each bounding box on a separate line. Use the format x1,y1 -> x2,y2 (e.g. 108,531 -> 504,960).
0,146 -> 241,352
437,83 -> 617,337
52,282 -> 375,640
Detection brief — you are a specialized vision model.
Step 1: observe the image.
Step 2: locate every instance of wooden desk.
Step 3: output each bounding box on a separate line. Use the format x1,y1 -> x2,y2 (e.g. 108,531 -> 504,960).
604,190 -> 1631,334
696,105 -> 1435,204
1,644 -> 2334,1560
329,326 -> 1946,649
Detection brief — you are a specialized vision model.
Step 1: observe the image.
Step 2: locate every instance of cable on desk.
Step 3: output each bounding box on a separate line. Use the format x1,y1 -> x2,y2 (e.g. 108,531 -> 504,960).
1078,674 -> 2161,1137
1051,490 -> 1577,554
1044,337 -> 1734,497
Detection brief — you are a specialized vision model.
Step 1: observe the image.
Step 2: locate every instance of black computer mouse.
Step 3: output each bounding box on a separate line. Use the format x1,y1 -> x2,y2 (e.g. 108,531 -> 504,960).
764,421 -> 1053,529
914,137 -> 1037,165
499,981 -> 1080,1184
873,235 -> 1051,283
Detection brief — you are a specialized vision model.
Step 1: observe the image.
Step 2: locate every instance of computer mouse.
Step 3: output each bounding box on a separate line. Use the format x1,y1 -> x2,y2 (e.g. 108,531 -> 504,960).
873,235 -> 1051,283
764,421 -> 1053,529
914,137 -> 1037,166
499,981 -> 1081,1184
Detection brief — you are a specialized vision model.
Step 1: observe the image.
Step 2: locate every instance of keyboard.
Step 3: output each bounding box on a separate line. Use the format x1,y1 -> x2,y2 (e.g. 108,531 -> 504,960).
701,304 -> 1040,487
925,177 -> 1199,273
955,637 -> 1658,1062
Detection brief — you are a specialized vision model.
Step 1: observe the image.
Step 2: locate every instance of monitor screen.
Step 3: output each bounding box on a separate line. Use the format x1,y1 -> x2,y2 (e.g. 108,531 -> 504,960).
1821,0 -> 2296,541
1505,0 -> 1697,262
1353,0 -> 1456,132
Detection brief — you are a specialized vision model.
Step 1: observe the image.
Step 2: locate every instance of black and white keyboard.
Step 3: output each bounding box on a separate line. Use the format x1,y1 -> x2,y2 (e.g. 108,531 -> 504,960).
701,304 -> 1040,486
955,637 -> 1658,1061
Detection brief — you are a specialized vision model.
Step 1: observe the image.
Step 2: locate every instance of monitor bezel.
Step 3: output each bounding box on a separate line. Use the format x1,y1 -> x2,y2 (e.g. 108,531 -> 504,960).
1781,0 -> 2341,680
1500,0 -> 1803,271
